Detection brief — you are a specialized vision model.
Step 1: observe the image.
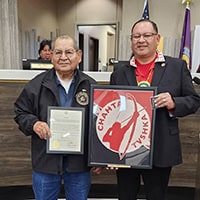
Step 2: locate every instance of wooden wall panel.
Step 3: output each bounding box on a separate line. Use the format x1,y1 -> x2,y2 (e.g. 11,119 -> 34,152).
169,116 -> 199,187
0,82 -> 32,186
195,136 -> 200,199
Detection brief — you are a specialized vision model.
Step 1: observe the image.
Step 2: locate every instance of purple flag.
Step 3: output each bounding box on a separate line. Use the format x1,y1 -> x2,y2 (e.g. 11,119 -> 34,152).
142,0 -> 149,19
179,6 -> 191,69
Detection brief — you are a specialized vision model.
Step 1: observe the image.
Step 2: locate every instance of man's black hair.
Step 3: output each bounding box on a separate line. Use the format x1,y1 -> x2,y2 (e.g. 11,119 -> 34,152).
131,19 -> 158,33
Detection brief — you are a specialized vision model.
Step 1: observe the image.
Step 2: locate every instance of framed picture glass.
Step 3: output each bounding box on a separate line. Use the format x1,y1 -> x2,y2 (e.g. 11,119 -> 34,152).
88,84 -> 157,169
47,106 -> 85,154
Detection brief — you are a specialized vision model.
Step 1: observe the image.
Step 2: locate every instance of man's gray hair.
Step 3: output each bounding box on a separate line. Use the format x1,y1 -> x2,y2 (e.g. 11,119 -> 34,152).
52,35 -> 79,50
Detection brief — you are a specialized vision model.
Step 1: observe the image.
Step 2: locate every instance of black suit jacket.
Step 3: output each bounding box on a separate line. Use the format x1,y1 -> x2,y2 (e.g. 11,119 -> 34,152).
110,56 -> 200,167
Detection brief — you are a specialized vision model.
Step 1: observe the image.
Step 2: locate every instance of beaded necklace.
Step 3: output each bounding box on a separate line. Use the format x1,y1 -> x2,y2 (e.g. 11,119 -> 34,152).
135,55 -> 157,87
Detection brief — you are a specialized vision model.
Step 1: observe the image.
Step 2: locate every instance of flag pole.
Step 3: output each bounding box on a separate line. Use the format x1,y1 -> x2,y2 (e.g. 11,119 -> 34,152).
182,0 -> 192,7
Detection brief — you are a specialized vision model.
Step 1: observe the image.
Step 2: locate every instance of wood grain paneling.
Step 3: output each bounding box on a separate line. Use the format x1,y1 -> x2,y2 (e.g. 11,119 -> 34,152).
0,82 -> 32,186
195,144 -> 200,199
0,81 -> 199,189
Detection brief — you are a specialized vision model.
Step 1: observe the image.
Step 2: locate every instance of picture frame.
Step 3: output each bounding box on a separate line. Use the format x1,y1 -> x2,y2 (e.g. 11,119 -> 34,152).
47,106 -> 85,154
88,84 -> 157,169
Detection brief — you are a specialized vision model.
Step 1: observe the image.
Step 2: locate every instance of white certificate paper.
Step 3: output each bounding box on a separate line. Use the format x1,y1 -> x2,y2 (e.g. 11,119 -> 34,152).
47,107 -> 85,154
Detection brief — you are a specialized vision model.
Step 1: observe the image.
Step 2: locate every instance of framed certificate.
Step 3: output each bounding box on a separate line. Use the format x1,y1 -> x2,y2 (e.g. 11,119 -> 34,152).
88,84 -> 157,169
47,107 -> 85,154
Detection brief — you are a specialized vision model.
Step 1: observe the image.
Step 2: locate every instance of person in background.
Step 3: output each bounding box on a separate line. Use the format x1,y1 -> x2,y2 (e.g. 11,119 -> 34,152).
110,19 -> 200,200
14,35 -> 101,200
38,39 -> 52,60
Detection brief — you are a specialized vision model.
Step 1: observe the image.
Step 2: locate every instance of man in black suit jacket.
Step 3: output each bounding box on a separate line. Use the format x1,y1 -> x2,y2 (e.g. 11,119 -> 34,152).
110,19 -> 200,200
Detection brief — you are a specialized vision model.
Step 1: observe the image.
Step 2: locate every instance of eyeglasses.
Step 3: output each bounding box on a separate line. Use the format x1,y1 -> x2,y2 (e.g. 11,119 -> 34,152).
131,33 -> 157,41
53,49 -> 77,58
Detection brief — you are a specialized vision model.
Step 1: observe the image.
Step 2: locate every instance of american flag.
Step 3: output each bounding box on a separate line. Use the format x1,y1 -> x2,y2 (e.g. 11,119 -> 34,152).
142,0 -> 149,19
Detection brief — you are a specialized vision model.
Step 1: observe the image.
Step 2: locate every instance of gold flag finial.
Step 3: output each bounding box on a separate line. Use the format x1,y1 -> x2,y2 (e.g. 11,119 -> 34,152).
182,0 -> 192,7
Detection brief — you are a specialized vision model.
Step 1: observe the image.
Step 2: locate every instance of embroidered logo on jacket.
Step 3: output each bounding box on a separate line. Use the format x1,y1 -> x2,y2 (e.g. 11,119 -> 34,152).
76,89 -> 89,105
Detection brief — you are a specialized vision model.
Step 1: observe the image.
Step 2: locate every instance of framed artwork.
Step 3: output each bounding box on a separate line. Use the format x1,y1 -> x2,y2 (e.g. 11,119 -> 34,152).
88,84 -> 157,169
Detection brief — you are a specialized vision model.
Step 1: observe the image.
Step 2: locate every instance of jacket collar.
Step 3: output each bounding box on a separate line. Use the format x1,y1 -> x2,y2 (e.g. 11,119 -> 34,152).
129,51 -> 167,86
129,51 -> 166,67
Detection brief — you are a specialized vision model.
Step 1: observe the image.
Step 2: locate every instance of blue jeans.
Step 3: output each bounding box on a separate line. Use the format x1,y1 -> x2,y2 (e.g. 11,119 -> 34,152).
32,171 -> 91,200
